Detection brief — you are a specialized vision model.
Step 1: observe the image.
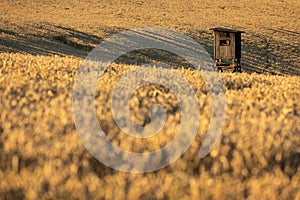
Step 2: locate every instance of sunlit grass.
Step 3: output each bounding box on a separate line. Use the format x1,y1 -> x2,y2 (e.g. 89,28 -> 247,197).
0,53 -> 299,199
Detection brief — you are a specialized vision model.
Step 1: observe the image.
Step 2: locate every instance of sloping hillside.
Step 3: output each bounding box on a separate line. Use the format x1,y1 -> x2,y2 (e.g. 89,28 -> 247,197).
0,0 -> 299,75
0,0 -> 299,199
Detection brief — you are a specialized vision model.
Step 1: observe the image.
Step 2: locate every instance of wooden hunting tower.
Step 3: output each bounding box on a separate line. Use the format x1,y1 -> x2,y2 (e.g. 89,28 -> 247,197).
210,28 -> 245,72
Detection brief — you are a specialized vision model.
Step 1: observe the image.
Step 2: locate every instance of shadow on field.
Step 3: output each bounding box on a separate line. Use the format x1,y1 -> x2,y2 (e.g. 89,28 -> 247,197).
242,30 -> 300,76
0,23 -> 199,69
0,23 -> 299,75
0,23 -> 122,57
0,188 -> 25,200
190,29 -> 300,76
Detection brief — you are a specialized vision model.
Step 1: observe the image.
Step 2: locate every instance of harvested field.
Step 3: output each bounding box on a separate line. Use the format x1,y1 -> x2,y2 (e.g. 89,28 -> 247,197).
0,0 -> 299,199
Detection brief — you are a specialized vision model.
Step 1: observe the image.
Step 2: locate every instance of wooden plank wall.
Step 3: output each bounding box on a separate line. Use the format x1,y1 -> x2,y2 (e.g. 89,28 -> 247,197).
214,32 -> 236,60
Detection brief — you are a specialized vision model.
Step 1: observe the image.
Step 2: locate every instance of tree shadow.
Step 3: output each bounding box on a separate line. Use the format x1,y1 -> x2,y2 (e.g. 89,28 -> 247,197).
0,23 -> 200,69
0,23 -> 124,58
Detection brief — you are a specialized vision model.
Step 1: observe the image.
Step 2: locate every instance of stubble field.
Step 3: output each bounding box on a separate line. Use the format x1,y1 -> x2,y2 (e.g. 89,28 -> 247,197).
0,0 -> 300,199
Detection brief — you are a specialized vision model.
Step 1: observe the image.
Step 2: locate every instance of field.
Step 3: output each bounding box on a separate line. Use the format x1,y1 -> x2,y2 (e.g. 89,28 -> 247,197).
0,0 -> 300,199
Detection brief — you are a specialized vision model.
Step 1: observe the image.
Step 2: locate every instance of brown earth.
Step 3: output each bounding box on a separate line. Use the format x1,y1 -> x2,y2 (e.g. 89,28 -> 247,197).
0,0 -> 299,199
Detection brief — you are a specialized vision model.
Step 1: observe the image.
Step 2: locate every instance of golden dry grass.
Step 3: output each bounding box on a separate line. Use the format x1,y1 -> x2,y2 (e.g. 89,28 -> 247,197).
0,0 -> 299,199
0,53 -> 299,199
0,0 -> 299,75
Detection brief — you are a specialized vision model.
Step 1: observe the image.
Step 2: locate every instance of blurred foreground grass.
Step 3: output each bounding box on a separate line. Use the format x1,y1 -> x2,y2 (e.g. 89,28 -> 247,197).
0,53 -> 299,199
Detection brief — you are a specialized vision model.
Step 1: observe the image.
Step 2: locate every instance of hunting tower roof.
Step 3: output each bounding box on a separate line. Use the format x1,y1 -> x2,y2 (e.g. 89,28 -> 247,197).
210,27 -> 245,33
